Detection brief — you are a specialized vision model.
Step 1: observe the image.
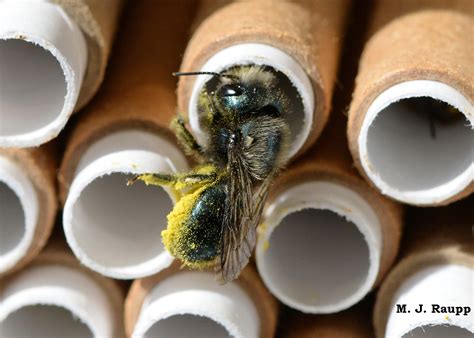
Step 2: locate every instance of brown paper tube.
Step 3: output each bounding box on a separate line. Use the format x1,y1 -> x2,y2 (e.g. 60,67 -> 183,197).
0,145 -> 57,275
0,241 -> 125,337
348,0 -> 474,206
124,262 -> 278,338
176,0 -> 350,159
254,1 -> 403,313
58,0 -> 197,279
53,0 -> 125,109
279,296 -> 374,338
255,111 -> 403,314
0,0 -> 123,148
374,198 -> 473,337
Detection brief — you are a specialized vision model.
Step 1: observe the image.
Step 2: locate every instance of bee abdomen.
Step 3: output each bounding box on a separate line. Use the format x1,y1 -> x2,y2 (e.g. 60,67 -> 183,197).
162,181 -> 227,268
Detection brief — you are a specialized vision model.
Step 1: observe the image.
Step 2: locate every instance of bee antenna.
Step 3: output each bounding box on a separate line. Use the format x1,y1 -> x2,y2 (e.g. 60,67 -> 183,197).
172,71 -> 238,79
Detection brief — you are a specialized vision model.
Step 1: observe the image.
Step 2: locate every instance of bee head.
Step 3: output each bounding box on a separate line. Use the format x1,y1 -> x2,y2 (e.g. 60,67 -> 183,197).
174,66 -> 281,122
213,82 -> 260,115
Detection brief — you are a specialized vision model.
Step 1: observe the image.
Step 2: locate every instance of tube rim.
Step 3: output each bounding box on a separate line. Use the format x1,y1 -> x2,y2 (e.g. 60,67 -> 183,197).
256,181 -> 382,313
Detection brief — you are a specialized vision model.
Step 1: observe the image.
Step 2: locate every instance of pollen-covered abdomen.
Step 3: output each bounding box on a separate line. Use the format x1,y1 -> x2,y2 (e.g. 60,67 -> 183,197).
162,181 -> 227,269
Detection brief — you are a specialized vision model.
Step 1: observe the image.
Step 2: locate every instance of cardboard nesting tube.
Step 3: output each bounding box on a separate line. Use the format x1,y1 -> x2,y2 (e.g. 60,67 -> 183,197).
0,242 -> 125,338
59,0 -> 196,279
0,0 -> 123,148
0,145 -> 57,275
125,262 -> 278,338
52,0 -> 125,110
348,6 -> 474,206
255,111 -> 403,314
177,0 -> 350,159
374,198 -> 474,337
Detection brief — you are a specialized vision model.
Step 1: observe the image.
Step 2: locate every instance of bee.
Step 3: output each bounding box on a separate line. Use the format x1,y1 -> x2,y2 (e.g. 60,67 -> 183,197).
128,66 -> 290,282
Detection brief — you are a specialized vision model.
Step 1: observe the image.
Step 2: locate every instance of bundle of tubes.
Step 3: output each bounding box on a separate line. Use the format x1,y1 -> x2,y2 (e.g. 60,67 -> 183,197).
0,0 -> 472,337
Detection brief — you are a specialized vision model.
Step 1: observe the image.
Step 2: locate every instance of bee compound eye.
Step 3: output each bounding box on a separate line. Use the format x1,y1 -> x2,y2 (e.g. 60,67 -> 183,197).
219,84 -> 243,97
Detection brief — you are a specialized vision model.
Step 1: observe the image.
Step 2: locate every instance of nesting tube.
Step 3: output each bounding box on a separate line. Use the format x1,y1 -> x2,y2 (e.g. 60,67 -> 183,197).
0,146 -> 57,275
125,262 -> 278,338
348,0 -> 474,206
255,112 -> 403,313
0,0 -> 123,147
374,198 -> 473,337
59,0 -> 196,279
177,0 -> 350,159
0,244 -> 125,337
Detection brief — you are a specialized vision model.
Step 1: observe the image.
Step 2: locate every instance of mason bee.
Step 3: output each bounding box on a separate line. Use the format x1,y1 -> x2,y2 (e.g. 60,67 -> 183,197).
128,66 -> 290,282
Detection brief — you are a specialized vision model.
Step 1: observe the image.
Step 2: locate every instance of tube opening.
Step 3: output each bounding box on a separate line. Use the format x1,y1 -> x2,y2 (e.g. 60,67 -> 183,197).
64,131 -> 187,278
71,173 -> 172,269
359,80 -> 473,204
367,97 -> 472,192
0,0 -> 88,147
262,209 -> 370,311
0,39 -> 66,137
0,181 -> 25,255
188,43 -> 314,159
199,64 -> 305,159
402,325 -> 472,338
132,271 -> 259,338
0,155 -> 39,273
0,305 -> 93,338
145,315 -> 230,338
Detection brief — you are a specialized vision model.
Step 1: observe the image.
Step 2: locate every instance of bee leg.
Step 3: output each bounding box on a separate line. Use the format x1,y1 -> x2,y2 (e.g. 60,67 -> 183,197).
176,172 -> 218,187
128,171 -> 217,191
127,172 -> 178,187
171,116 -> 204,159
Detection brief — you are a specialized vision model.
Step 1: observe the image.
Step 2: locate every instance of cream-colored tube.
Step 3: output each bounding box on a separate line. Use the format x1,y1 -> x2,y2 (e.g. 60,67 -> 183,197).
0,0 -> 123,148
63,130 -> 187,279
0,156 -> 39,273
0,247 -> 125,337
186,43 -> 314,161
385,264 -> 473,337
125,263 -> 278,338
256,106 -> 402,313
374,199 -> 473,337
133,271 -> 258,337
59,0 -> 197,279
257,181 -> 382,313
0,146 -> 57,275
0,0 -> 87,147
178,0 -> 350,159
348,1 -> 474,206
1,265 -> 111,336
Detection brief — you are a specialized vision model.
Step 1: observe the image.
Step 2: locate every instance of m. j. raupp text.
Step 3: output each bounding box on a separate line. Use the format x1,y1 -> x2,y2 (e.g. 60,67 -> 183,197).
396,304 -> 471,316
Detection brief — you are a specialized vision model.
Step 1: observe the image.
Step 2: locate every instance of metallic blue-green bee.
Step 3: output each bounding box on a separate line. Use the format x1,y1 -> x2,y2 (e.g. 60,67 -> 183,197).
129,65 -> 290,282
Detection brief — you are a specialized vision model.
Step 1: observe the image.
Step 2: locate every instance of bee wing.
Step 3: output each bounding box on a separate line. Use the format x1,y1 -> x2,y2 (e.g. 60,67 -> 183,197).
215,149 -> 274,283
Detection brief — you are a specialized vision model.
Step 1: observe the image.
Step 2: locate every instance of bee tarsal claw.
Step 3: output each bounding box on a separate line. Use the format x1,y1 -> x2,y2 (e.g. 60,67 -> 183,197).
126,175 -> 140,186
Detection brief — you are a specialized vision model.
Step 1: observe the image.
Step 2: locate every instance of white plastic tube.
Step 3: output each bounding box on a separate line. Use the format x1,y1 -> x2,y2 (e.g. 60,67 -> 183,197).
0,0 -> 88,147
187,43 -> 314,159
385,264 -> 473,337
358,80 -> 474,205
0,264 -> 114,337
63,130 -> 188,279
256,181 -> 382,313
132,271 -> 259,338
0,155 -> 39,273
